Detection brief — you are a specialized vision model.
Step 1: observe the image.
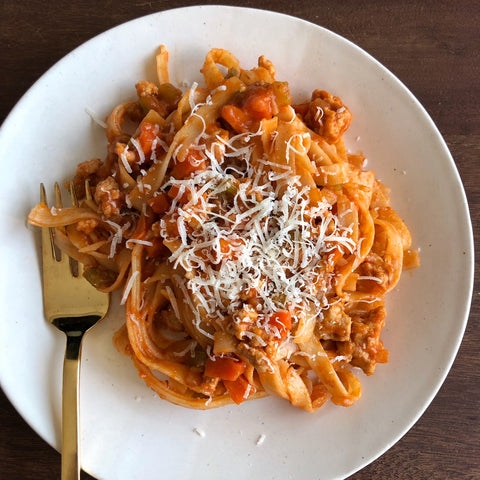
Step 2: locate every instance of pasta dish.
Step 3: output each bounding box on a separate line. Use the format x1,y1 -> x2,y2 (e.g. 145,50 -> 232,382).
28,47 -> 419,411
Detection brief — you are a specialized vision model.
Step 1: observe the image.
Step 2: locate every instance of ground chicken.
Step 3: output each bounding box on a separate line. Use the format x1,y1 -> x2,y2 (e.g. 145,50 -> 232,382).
304,90 -> 353,143
94,176 -> 125,218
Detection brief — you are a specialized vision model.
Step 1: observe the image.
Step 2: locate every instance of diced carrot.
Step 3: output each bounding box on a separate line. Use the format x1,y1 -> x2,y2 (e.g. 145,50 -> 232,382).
145,238 -> 168,258
218,237 -> 244,260
267,311 -> 292,340
220,104 -> 250,133
147,192 -> 170,214
292,103 -> 309,116
170,149 -> 206,179
327,246 -> 344,267
243,88 -> 275,121
375,349 -> 389,364
161,214 -> 180,236
138,122 -> 158,155
308,187 -> 325,206
204,355 -> 246,381
221,85 -> 278,133
223,375 -> 253,405
131,214 -> 148,240
219,238 -> 232,256
167,184 -> 191,203
243,287 -> 257,299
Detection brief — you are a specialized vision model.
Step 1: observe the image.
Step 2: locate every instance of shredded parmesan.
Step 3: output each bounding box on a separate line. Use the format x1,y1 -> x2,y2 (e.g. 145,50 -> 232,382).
156,125 -> 356,331
121,270 -> 139,305
126,239 -> 154,248
85,107 -> 107,128
130,137 -> 145,165
105,219 -> 125,258
193,427 -> 206,438
120,146 -> 133,174
357,275 -> 383,284
314,106 -> 324,124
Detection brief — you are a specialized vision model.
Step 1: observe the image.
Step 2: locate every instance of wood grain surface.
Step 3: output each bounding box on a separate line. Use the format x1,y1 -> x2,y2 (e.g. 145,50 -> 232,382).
1,1 -> 478,479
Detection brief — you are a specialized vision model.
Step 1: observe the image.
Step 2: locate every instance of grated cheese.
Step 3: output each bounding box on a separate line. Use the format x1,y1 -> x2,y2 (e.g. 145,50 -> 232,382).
126,239 -> 154,248
105,219 -> 125,258
314,106 -> 324,124
85,107 -> 107,128
130,137 -> 145,165
120,146 -> 133,174
155,118 -> 357,338
121,270 -> 139,305
357,275 -> 383,284
193,427 -> 206,438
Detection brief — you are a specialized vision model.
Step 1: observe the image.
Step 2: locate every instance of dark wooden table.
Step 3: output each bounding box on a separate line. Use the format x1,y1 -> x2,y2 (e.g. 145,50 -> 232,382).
1,1 -> 478,479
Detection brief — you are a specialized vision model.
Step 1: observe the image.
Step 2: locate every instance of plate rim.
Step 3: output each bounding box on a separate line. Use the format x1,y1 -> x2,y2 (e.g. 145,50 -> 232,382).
0,5 -> 475,480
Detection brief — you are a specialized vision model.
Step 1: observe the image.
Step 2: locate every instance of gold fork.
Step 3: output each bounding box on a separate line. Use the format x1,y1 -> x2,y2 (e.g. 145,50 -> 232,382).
40,181 -> 109,480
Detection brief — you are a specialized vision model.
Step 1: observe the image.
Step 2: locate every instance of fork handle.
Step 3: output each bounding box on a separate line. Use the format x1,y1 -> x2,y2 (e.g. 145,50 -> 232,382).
61,332 -> 85,480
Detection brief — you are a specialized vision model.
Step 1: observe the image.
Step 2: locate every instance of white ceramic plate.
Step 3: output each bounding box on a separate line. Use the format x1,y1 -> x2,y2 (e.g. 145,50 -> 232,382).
0,6 -> 473,480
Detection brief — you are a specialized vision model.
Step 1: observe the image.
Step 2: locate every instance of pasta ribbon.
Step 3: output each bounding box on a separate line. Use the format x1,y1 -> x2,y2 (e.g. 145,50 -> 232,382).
28,47 -> 419,411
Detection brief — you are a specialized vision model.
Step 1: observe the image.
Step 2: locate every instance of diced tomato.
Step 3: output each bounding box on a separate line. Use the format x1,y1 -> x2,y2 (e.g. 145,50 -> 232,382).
170,149 -> 206,179
138,122 -> 158,156
223,375 -> 253,405
167,184 -> 191,203
147,192 -> 170,214
204,355 -> 246,381
267,311 -> 292,340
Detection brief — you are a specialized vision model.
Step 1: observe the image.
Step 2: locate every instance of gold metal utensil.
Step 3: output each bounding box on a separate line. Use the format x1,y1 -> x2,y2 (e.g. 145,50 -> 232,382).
40,181 -> 109,480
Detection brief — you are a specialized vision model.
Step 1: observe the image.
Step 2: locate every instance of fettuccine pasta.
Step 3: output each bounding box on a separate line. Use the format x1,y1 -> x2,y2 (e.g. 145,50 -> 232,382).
29,47 -> 419,411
